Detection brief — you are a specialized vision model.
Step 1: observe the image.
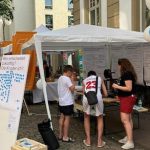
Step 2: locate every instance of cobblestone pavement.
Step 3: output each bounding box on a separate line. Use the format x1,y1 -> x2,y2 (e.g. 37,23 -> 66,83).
18,103 -> 148,150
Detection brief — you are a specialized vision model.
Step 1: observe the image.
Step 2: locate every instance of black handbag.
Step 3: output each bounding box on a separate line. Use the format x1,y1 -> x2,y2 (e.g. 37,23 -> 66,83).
84,76 -> 98,105
38,119 -> 59,150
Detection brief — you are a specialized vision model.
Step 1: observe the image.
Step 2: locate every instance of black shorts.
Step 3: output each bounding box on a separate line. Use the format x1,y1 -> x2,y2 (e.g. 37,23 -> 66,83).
59,104 -> 74,116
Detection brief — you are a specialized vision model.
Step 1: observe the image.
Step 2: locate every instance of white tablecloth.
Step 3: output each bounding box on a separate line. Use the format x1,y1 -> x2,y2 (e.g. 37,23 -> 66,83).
33,82 -> 58,103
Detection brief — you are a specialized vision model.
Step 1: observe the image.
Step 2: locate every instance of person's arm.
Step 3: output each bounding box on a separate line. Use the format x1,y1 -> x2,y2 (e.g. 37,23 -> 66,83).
112,80 -> 132,92
69,78 -> 75,92
66,77 -> 75,92
101,80 -> 108,97
69,84 -> 75,92
82,81 -> 85,94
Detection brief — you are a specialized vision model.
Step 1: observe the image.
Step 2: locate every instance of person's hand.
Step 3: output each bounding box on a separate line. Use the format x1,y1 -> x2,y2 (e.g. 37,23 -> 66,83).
71,76 -> 75,83
115,96 -> 119,101
112,83 -> 119,89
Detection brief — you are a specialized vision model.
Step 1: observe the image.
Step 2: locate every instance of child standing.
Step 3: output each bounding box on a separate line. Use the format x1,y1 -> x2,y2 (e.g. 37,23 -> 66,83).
58,65 -> 75,142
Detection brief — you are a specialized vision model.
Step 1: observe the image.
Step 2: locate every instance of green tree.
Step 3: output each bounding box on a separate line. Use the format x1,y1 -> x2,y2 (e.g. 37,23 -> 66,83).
0,0 -> 14,40
146,7 -> 150,27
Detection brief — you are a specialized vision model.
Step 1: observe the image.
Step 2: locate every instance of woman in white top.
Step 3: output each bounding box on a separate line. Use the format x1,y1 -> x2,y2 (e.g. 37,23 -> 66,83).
82,71 -> 107,148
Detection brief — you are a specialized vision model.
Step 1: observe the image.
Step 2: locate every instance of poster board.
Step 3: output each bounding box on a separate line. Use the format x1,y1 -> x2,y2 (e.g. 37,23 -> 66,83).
83,46 -> 109,79
124,43 -> 144,84
111,43 -> 144,85
0,55 -> 30,150
143,43 -> 150,85
111,44 -> 126,79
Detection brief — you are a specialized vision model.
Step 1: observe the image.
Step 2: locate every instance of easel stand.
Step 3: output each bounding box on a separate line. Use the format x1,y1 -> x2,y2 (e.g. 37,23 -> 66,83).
23,98 -> 47,116
23,98 -> 34,116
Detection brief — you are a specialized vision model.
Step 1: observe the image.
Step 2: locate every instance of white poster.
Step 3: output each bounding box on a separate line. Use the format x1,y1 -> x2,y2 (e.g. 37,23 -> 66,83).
7,111 -> 19,133
83,46 -> 109,79
124,43 -> 143,84
143,43 -> 150,84
0,55 -> 30,111
111,44 -> 126,79
0,55 -> 30,150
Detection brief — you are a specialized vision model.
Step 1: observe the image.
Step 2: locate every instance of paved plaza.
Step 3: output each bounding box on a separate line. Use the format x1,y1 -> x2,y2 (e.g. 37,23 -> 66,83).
18,102 -> 150,150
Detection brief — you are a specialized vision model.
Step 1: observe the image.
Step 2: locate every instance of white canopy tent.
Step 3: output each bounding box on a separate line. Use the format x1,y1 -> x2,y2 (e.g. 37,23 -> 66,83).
1,44 -> 12,54
33,24 -> 50,33
30,24 -> 147,128
0,24 -> 49,55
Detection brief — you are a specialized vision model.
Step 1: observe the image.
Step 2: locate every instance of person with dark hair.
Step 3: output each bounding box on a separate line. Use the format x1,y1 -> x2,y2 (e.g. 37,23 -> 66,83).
82,70 -> 107,148
43,60 -> 50,80
87,71 -> 96,77
112,58 -> 137,150
57,65 -> 75,142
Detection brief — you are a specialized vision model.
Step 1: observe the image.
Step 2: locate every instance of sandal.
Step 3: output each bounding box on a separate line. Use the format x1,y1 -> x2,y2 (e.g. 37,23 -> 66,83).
97,141 -> 106,148
83,140 -> 91,147
57,137 -> 62,141
62,137 -> 75,143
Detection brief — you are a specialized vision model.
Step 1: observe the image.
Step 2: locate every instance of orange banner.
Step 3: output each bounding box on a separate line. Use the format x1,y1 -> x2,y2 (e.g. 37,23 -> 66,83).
25,49 -> 37,90
11,32 -> 37,90
0,41 -> 12,47
12,32 -> 36,54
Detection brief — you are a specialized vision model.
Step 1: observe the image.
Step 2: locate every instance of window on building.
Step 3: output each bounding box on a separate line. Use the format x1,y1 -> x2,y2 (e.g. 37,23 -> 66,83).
68,16 -> 74,26
45,15 -> 53,30
90,10 -> 95,25
89,0 -> 101,26
68,0 -> 73,10
45,0 -> 52,9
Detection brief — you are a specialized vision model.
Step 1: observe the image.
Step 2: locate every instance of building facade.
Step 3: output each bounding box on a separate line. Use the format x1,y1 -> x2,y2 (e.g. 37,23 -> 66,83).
0,0 -> 73,41
0,0 -> 73,73
73,0 -> 148,32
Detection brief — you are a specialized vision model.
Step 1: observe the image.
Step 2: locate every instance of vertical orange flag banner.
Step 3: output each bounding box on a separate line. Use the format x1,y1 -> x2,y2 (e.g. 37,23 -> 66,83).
12,32 -> 37,90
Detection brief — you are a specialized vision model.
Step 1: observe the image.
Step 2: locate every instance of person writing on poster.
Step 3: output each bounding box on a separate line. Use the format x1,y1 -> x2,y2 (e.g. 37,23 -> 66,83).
112,58 -> 137,150
58,65 -> 75,142
82,71 -> 107,148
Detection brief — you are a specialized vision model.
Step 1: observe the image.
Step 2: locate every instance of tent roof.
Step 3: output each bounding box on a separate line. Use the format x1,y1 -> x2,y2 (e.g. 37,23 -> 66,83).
34,24 -> 146,43
33,24 -> 50,33
1,44 -> 12,54
23,24 -> 147,51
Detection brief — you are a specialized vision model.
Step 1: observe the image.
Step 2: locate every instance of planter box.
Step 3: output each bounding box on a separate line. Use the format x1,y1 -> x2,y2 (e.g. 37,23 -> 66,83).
11,138 -> 47,150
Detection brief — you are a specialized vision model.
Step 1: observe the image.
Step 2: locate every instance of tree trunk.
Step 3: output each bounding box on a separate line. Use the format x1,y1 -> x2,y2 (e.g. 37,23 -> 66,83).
2,20 -> 5,41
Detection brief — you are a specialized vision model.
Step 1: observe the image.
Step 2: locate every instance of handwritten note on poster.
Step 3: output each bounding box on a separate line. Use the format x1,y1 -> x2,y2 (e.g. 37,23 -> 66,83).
111,43 -> 144,85
124,43 -> 143,84
0,55 -> 30,150
0,55 -> 30,111
83,46 -> 109,79
111,44 -> 126,79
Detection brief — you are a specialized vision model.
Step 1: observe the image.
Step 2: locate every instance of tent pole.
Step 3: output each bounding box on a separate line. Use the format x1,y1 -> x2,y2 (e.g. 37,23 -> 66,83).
35,39 -> 53,130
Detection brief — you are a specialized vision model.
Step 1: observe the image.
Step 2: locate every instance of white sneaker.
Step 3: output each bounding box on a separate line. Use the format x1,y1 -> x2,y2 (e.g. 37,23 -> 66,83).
121,142 -> 134,149
118,136 -> 127,144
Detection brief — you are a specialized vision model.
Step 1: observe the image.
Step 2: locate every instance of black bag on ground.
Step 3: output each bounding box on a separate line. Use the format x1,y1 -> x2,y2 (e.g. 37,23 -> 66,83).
38,119 -> 59,150
84,76 -> 98,105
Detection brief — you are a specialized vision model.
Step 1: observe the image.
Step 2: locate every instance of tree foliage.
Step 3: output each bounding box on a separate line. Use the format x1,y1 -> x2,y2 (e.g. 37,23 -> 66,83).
0,0 -> 14,40
146,7 -> 150,27
0,0 -> 14,20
